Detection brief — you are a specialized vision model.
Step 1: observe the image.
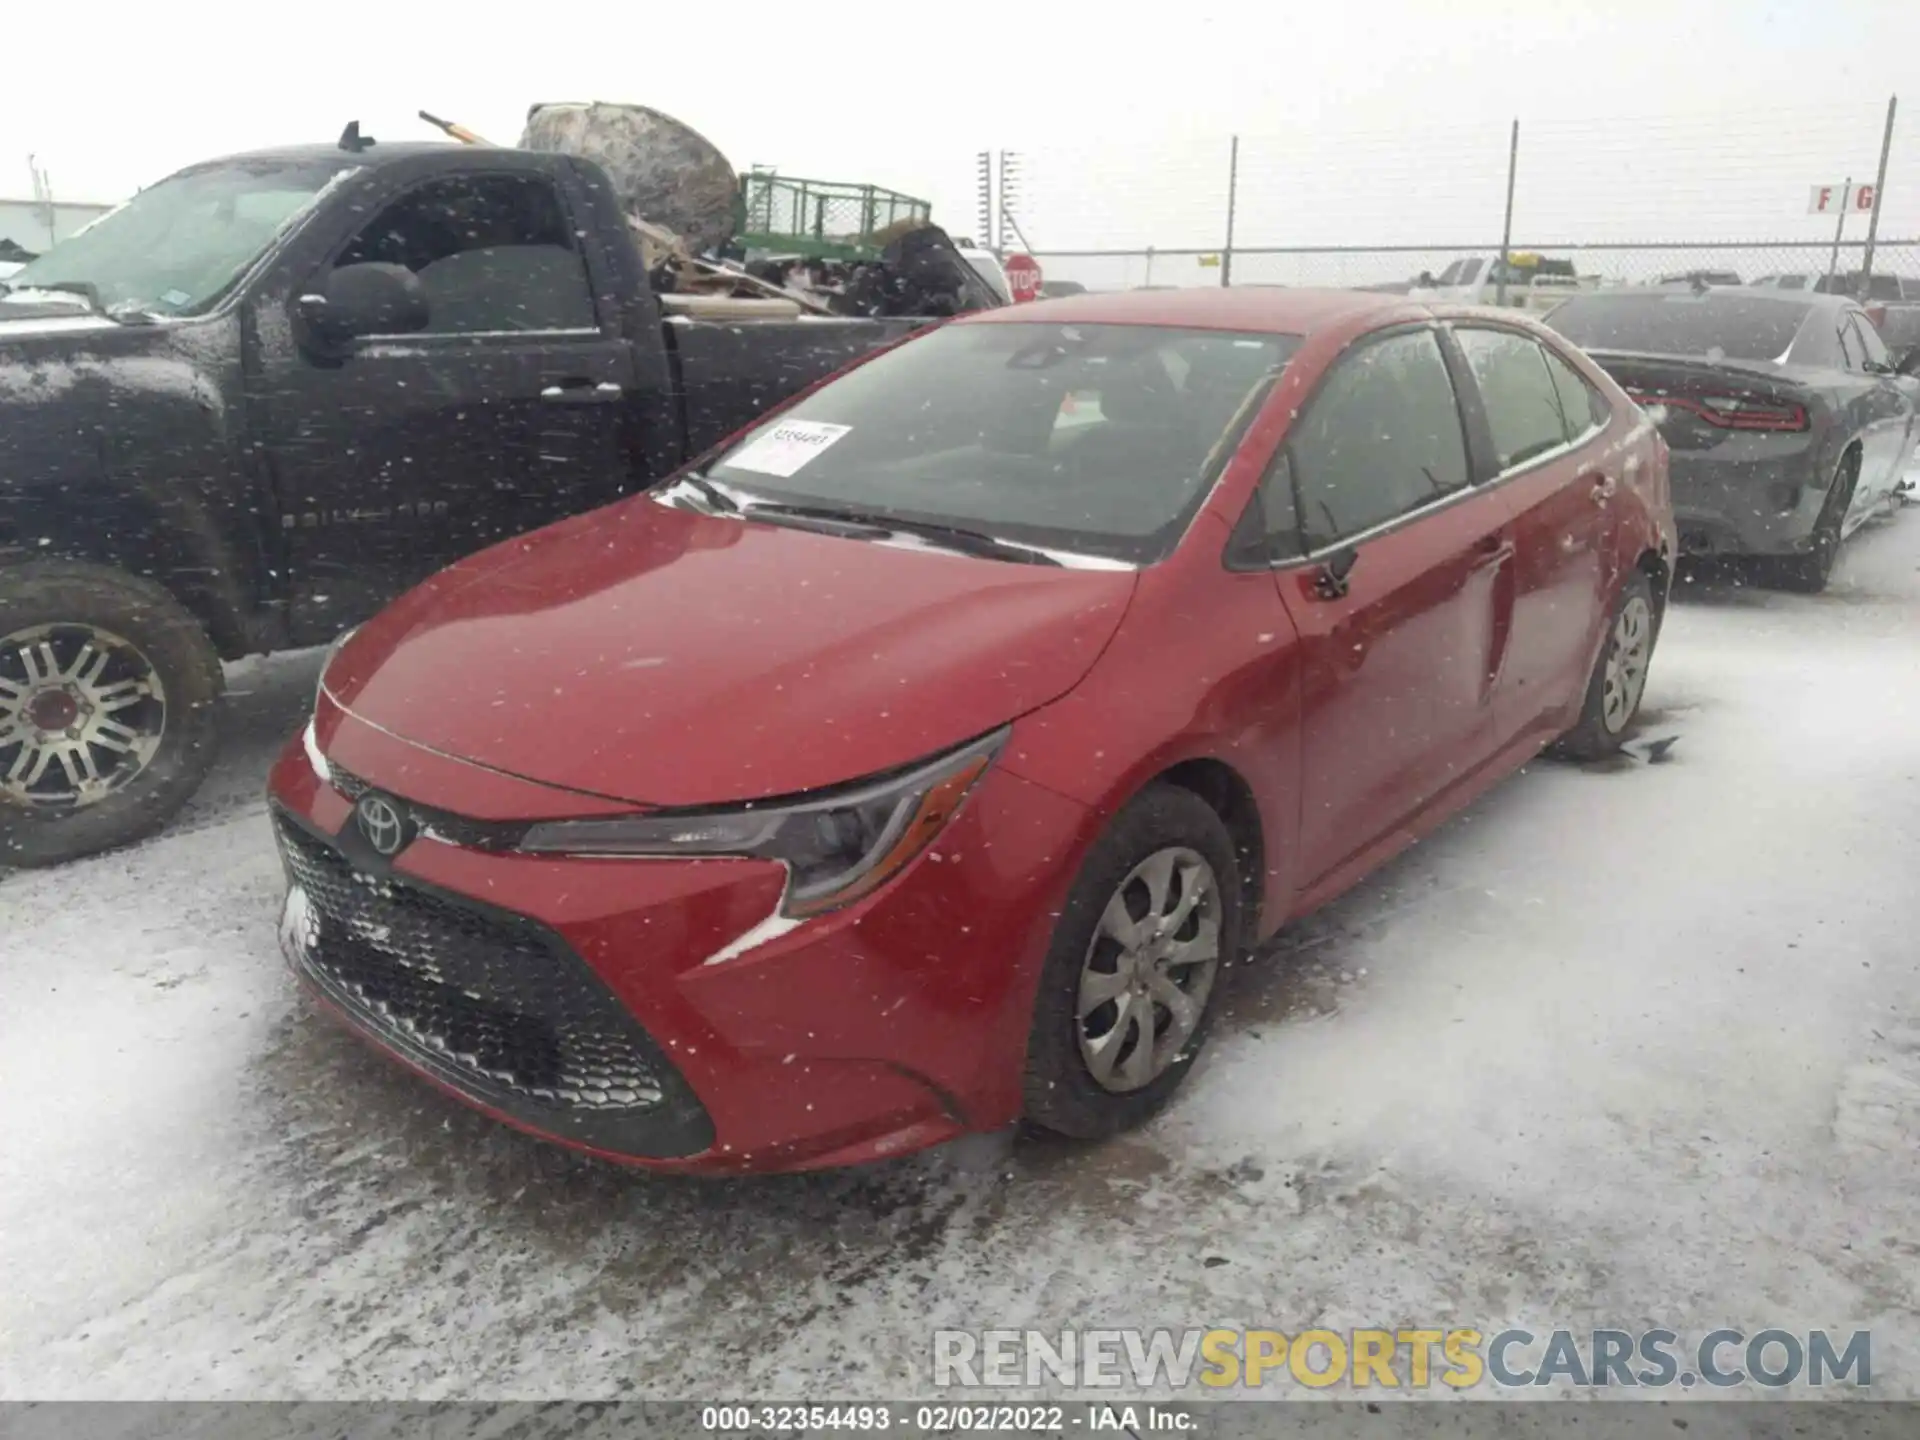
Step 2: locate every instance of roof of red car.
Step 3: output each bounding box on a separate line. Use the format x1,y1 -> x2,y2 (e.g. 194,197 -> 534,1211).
962,286 -> 1422,334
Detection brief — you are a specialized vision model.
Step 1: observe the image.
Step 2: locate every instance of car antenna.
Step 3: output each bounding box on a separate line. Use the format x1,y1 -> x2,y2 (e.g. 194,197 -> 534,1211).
337,121 -> 377,153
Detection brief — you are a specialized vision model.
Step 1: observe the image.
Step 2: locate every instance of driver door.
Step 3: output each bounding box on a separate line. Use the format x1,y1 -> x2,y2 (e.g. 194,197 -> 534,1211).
253,169 -> 636,645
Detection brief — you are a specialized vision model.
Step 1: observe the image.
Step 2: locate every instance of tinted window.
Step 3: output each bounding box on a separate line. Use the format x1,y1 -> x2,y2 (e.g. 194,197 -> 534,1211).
1546,294 -> 1807,361
1455,328 -> 1573,469
1837,316 -> 1866,370
1541,346 -> 1609,440
708,322 -> 1301,564
1776,275 -> 1808,291
1286,329 -> 1469,547
1851,313 -> 1892,368
336,174 -> 596,334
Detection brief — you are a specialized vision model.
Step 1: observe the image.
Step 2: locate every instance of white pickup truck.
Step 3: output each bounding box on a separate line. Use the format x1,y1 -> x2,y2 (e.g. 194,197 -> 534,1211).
1407,253 -> 1594,313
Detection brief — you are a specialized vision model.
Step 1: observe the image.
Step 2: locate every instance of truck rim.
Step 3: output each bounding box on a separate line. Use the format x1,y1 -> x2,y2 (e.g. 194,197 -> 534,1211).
0,623 -> 168,811
1077,846 -> 1222,1093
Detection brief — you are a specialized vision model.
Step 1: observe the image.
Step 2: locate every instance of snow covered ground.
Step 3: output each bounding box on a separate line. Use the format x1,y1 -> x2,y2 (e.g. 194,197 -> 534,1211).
3,498 -> 1919,1406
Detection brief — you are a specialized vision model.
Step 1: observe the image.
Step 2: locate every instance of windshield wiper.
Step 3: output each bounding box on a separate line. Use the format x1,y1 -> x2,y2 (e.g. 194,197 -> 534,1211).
668,471 -> 742,515
744,501 -> 1062,565
0,280 -> 157,324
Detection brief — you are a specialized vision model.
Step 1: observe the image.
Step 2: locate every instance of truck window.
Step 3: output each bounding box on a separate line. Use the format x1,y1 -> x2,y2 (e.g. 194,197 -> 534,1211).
334,174 -> 597,335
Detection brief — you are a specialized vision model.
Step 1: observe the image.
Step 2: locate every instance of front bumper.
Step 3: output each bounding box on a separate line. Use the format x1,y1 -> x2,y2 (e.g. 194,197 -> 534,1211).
266,712 -> 1092,1174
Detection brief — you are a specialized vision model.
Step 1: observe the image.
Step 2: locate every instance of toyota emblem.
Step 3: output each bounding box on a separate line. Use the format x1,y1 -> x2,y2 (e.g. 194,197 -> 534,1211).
355,793 -> 410,857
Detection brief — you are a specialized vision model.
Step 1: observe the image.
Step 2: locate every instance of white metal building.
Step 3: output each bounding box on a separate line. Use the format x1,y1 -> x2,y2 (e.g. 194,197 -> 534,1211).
0,197 -> 117,258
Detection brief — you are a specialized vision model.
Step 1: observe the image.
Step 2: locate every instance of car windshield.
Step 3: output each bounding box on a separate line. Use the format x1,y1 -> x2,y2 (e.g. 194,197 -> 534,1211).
703,321 -> 1303,563
2,157 -> 350,317
1545,293 -> 1807,361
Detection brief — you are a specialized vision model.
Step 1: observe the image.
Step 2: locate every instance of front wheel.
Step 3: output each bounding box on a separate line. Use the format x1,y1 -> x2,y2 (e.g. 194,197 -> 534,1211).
1555,570 -> 1658,761
1023,784 -> 1244,1140
0,561 -> 224,868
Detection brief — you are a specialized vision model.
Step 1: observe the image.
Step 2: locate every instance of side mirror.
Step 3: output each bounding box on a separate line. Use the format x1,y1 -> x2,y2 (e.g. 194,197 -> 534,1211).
296,262 -> 428,349
1897,346 -> 1920,378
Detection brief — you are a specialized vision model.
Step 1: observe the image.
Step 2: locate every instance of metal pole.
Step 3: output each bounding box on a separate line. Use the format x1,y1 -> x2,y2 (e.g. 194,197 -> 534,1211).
995,149 -> 1008,259
1222,135 -> 1240,288
1828,175 -> 1851,282
1860,96 -> 1898,296
1495,119 -> 1519,308
1145,246 -> 1156,287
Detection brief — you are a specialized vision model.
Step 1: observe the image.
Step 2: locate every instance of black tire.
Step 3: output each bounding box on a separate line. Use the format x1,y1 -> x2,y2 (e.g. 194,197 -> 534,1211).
1555,570 -> 1658,761
1772,451 -> 1859,594
1023,783 -> 1244,1140
0,561 -> 224,868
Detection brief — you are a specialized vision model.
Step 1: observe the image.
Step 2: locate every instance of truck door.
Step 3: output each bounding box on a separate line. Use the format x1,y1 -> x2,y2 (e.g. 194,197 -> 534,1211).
254,169 -> 637,644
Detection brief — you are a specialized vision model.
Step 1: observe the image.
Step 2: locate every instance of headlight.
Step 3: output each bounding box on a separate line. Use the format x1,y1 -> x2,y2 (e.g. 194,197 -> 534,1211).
518,728 -> 1007,917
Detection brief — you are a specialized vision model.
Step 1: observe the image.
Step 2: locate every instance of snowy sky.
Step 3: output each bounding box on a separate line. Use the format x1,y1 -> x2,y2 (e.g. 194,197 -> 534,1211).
4,0 -> 1919,251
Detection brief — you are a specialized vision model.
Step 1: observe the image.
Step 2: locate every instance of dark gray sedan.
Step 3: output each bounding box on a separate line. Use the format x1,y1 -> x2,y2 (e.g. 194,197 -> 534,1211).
1545,289 -> 1920,589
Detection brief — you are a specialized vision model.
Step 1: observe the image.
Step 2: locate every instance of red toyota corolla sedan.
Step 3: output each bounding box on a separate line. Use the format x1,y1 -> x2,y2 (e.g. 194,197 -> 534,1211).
269,288 -> 1674,1173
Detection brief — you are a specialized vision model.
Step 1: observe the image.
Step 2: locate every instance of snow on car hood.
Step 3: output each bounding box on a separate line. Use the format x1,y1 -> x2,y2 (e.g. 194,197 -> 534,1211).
323,497 -> 1137,808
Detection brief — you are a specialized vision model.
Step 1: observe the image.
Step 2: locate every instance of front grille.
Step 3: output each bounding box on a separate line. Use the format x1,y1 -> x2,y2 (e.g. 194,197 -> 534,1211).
274,810 -> 713,1157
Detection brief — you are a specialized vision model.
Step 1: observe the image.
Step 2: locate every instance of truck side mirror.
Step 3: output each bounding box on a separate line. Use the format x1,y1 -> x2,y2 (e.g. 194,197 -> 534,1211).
1898,345 -> 1920,379
297,262 -> 428,349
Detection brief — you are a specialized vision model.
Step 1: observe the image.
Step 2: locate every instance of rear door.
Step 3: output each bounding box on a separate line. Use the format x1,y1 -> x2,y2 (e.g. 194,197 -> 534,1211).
1269,325 -> 1516,889
256,169 -> 637,643
1447,323 -> 1618,748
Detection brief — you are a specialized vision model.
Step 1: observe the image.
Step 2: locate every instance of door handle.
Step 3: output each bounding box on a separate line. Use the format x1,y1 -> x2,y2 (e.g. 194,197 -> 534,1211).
540,380 -> 623,404
1587,473 -> 1618,504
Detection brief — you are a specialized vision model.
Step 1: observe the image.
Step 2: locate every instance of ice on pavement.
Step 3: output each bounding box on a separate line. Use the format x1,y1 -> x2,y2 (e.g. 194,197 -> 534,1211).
2,499 -> 1918,1400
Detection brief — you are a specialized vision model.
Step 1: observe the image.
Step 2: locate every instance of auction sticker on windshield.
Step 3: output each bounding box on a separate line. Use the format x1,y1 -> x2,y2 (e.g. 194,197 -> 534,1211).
726,420 -> 852,478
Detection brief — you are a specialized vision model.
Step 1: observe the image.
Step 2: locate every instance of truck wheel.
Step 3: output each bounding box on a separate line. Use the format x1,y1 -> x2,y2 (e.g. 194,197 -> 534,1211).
0,561 -> 224,868
1022,784 -> 1243,1140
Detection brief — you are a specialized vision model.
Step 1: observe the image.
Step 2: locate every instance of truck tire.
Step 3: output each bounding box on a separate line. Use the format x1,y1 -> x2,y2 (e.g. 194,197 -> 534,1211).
0,561 -> 224,868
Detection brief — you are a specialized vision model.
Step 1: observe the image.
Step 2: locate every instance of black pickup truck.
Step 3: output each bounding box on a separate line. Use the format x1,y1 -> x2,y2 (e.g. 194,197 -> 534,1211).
0,139 -> 954,867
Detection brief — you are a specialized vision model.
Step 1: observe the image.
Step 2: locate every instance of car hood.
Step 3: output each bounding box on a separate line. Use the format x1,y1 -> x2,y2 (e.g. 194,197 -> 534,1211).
324,498 -> 1138,808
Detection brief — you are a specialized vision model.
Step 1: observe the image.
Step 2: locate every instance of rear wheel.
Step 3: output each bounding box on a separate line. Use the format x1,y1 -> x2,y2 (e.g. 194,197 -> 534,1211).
0,561 -> 224,868
1773,450 -> 1859,593
1023,784 -> 1243,1140
1555,571 -> 1658,760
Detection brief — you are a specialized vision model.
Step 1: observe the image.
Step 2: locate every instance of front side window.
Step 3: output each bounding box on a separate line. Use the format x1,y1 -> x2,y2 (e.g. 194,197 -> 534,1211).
1454,327 -> 1574,469
1285,328 -> 1470,548
706,322 -> 1302,564
3,157 -> 349,317
334,174 -> 596,335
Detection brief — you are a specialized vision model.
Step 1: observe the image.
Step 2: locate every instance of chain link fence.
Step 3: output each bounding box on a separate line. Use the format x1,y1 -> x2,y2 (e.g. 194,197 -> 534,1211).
980,100 -> 1920,299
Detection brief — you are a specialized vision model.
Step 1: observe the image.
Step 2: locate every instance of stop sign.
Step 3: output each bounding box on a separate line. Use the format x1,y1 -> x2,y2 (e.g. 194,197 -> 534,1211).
1004,253 -> 1043,304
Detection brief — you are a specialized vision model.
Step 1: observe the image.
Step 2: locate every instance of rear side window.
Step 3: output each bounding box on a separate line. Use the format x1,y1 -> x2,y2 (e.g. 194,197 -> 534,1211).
1286,328 -> 1470,547
1837,317 -> 1866,370
1850,313 -> 1892,368
1546,294 -> 1807,362
1540,346 -> 1611,440
1454,327 -> 1572,469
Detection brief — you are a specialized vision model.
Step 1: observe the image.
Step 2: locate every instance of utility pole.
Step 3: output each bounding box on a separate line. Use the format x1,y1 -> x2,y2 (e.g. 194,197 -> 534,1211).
1495,120 -> 1519,308
1860,96 -> 1898,296
1828,175 -> 1852,282
1221,136 -> 1240,288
